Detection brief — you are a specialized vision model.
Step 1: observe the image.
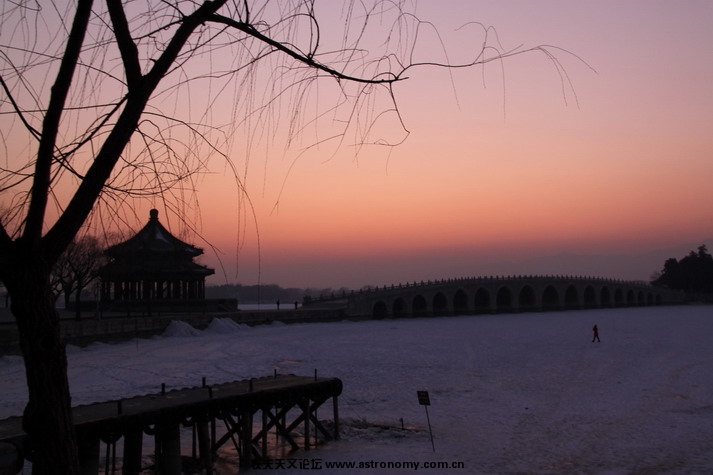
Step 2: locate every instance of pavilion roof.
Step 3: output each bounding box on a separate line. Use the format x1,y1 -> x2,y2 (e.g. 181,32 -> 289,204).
105,209 -> 204,258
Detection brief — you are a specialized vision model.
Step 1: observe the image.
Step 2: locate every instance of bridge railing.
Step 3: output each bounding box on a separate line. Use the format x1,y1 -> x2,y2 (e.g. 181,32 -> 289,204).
303,275 -> 659,304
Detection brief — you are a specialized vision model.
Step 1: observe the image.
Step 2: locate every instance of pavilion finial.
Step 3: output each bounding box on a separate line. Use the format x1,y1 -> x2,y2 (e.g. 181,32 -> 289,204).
149,209 -> 159,221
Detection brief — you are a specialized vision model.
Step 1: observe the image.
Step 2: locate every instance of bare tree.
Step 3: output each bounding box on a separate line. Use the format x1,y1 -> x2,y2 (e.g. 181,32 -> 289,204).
52,236 -> 105,319
0,1 -> 577,472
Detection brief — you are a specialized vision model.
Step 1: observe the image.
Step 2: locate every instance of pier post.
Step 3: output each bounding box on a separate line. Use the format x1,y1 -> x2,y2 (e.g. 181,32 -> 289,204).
122,429 -> 143,474
211,416 -> 216,455
196,419 -> 212,473
239,411 -> 253,468
0,442 -> 21,475
77,432 -> 100,475
261,408 -> 268,458
238,411 -> 253,467
155,422 -> 181,474
333,394 -> 340,440
302,399 -> 310,451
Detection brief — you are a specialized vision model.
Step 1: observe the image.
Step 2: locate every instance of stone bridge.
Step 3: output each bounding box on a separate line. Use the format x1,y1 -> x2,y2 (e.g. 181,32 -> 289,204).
335,276 -> 685,318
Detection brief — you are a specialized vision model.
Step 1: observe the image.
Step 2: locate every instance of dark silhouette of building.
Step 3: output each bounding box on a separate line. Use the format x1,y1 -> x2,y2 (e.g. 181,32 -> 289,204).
98,209 -> 214,312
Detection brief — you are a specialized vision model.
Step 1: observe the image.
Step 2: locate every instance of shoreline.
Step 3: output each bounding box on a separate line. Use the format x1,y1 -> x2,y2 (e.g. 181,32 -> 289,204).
0,306 -> 349,355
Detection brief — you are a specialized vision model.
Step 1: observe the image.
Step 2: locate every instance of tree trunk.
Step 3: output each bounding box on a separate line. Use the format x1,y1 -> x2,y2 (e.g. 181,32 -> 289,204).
74,287 -> 83,321
8,261 -> 79,474
64,290 -> 71,314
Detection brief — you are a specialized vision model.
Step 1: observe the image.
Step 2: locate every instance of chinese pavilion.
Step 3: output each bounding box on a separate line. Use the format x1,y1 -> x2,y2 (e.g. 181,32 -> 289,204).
98,209 -> 214,308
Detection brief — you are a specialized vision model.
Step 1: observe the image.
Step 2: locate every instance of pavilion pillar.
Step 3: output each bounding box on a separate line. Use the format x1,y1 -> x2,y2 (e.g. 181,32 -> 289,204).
101,281 -> 108,301
97,209 -> 215,310
113,281 -> 121,301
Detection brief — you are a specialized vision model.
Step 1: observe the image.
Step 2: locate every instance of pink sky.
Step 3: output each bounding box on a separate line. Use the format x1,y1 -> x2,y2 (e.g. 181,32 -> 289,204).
187,1 -> 713,288
186,0 -> 713,288
4,1 -> 713,290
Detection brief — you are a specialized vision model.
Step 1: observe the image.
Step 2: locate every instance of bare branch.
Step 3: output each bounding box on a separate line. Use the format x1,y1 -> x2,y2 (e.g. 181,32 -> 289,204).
43,0 -> 228,261
0,74 -> 41,140
105,0 -> 141,89
208,12 -> 403,85
23,0 -> 94,245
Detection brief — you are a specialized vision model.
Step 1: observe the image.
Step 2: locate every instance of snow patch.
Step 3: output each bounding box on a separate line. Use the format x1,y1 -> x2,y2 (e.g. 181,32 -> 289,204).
204,317 -> 249,334
1,306 -> 712,473
162,320 -> 202,337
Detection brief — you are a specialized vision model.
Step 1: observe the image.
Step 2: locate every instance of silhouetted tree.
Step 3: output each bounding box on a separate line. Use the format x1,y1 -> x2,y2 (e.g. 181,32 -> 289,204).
52,236 -> 105,319
0,1 -> 576,472
0,280 -> 6,307
652,245 -> 713,293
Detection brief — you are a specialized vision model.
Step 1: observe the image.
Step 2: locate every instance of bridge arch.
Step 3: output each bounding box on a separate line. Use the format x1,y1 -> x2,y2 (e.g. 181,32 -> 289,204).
393,297 -> 407,317
341,275 -> 685,318
518,285 -> 537,312
542,285 -> 559,311
433,292 -> 448,315
496,286 -> 513,313
584,285 -> 597,308
453,289 -> 469,314
412,295 -> 428,316
564,285 -> 579,308
373,301 -> 388,319
474,288 -> 490,313
600,286 -> 611,307
614,288 -> 624,306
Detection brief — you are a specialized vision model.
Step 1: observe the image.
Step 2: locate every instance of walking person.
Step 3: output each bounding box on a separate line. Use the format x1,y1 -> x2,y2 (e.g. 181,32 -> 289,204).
592,324 -> 601,342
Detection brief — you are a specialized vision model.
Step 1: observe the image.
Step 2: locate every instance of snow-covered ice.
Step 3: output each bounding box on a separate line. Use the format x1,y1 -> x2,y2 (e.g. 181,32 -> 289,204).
1,305 -> 712,473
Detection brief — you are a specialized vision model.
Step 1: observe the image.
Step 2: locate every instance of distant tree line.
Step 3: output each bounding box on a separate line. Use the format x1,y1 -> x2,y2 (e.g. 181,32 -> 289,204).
651,245 -> 713,294
205,283 -> 350,304
0,245 -> 349,312
52,237 -> 106,318
11,240 -> 711,314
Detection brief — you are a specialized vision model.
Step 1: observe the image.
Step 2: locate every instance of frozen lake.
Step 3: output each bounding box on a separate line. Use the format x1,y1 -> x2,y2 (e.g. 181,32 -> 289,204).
1,304 -> 712,473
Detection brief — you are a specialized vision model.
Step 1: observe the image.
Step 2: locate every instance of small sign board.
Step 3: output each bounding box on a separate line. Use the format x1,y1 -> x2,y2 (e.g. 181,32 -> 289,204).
416,390 -> 435,451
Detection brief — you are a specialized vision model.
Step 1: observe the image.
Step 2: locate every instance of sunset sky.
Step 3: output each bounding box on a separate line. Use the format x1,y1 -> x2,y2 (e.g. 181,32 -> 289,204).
186,0 -> 713,289
4,1 -> 712,291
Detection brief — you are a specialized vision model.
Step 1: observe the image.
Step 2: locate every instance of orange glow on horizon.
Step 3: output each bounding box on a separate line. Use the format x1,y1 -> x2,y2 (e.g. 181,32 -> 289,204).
4,1 -> 711,290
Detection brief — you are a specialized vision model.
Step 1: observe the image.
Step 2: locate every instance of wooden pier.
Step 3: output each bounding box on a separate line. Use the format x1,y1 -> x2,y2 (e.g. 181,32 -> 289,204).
0,374 -> 342,474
